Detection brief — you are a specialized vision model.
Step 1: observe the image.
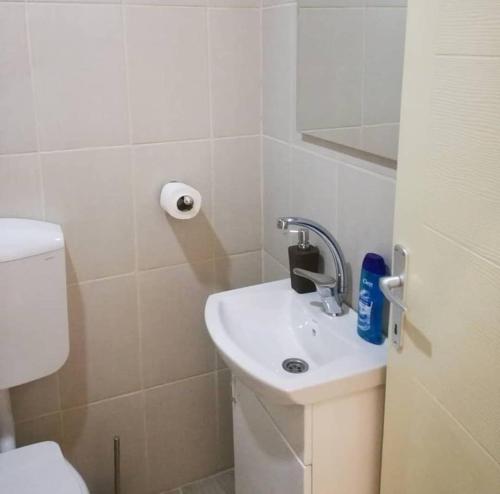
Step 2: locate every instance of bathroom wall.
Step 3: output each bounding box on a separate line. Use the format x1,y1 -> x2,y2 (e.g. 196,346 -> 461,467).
261,0 -> 397,307
2,0 -> 397,491
0,2 -> 262,493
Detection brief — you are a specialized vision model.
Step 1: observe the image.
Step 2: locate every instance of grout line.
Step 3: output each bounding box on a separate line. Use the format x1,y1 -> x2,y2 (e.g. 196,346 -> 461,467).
15,371 -> 220,422
0,150 -> 40,158
360,5 -> 366,150
213,249 -> 262,262
120,4 -> 152,491
23,3 -> 45,219
120,4 -> 134,148
334,149 -> 340,235
174,468 -> 234,493
137,370 -> 220,395
208,5 -> 259,11
69,248 -> 264,289
199,4 -> 224,462
67,270 -> 136,288
25,0 -> 123,4
262,1 -> 296,9
120,0 -> 143,390
22,0 -> 250,6
6,134 -> 262,159
14,409 -> 61,426
139,389 -> 152,493
259,0 -> 265,279
205,3 -> 217,269
214,367 -> 221,471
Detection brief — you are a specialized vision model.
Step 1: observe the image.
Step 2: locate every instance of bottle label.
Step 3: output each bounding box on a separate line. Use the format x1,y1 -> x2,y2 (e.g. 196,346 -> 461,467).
358,289 -> 373,332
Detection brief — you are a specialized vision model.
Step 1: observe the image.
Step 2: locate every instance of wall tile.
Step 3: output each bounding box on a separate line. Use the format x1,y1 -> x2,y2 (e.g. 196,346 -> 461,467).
290,148 -> 339,276
366,0 -> 406,5
338,165 -> 396,306
214,251 -> 262,291
0,154 -> 42,219
216,369 -> 234,470
11,374 -> 60,423
127,0 -> 204,5
0,4 -> 37,154
290,147 -> 338,234
59,275 -> 141,409
262,137 -> 291,266
133,141 -> 213,270
145,374 -> 218,492
139,261 -> 216,388
28,4 -> 129,151
263,0 -> 295,6
300,0 -> 363,6
363,7 -> 406,125
62,393 -> 148,494
32,0 -> 120,3
126,6 -> 210,144
15,413 -> 63,448
42,147 -> 135,283
209,8 -> 261,137
263,4 -> 296,142
213,136 -> 261,255
262,250 -> 289,283
297,8 -> 363,130
210,0 -> 259,6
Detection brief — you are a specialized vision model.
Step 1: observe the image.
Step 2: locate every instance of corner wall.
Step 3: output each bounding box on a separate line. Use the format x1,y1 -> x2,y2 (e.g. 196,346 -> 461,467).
261,1 -> 397,307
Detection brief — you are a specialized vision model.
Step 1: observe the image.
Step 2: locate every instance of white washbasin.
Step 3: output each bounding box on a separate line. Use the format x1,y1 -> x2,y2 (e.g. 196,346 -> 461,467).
204,279 -> 387,405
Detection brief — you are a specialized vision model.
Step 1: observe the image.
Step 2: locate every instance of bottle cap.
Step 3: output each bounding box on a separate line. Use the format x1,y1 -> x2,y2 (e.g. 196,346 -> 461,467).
297,230 -> 310,250
362,253 -> 386,275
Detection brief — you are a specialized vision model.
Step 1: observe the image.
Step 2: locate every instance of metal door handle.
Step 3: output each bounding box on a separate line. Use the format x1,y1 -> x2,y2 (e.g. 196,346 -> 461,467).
379,275 -> 407,311
380,245 -> 408,349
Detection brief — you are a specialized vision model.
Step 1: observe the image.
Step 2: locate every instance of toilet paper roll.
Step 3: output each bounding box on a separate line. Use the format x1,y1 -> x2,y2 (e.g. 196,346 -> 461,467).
160,182 -> 202,220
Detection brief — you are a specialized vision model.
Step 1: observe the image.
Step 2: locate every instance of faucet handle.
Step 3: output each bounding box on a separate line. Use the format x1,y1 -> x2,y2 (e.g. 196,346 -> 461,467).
293,268 -> 336,288
293,268 -> 342,316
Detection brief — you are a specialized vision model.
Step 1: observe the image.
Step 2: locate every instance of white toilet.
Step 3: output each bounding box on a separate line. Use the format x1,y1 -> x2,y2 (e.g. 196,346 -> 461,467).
0,218 -> 90,493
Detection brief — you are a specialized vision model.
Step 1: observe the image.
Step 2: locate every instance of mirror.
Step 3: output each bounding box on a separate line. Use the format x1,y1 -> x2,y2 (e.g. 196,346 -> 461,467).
297,1 -> 407,162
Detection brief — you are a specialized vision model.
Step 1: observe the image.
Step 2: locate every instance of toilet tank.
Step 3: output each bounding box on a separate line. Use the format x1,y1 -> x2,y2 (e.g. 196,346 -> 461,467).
0,219 -> 69,390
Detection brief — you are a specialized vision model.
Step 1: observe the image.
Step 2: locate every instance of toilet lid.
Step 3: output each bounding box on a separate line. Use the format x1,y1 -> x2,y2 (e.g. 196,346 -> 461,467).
0,442 -> 85,494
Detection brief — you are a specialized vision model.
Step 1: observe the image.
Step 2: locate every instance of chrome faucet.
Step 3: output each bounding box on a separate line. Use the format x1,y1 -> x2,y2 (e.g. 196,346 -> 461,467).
277,217 -> 347,316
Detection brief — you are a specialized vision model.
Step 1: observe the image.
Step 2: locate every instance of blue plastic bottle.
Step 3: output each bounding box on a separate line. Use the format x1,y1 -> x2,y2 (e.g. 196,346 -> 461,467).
357,253 -> 386,345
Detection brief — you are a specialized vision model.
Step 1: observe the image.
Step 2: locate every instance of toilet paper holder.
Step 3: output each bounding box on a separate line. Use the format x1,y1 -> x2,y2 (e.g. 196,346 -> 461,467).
160,181 -> 202,220
177,194 -> 194,212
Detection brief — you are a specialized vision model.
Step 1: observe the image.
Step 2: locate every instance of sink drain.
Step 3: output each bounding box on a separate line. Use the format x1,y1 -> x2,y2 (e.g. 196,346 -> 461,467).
282,358 -> 309,374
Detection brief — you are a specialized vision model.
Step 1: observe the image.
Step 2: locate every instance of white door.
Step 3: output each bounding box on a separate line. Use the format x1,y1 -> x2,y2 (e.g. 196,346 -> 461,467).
380,1 -> 500,493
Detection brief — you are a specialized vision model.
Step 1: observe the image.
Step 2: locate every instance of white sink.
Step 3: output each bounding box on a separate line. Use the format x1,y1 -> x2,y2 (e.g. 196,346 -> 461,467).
205,279 -> 387,405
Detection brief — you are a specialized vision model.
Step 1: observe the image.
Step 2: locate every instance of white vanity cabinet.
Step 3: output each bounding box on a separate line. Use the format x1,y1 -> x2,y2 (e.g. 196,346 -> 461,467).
232,377 -> 385,494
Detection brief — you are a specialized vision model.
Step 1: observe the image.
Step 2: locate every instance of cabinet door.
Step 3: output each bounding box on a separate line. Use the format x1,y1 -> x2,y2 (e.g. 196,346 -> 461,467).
233,379 -> 311,494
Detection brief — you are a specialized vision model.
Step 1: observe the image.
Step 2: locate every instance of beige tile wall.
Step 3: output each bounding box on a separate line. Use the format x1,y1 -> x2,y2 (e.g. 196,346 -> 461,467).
1,1 -> 262,493
2,0 -> 399,491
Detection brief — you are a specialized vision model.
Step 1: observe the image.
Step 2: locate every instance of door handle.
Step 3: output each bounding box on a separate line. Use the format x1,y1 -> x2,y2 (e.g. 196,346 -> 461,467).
379,275 -> 407,311
380,245 -> 408,349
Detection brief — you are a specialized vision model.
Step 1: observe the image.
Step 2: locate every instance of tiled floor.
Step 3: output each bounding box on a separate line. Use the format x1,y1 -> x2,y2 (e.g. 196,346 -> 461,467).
171,470 -> 235,494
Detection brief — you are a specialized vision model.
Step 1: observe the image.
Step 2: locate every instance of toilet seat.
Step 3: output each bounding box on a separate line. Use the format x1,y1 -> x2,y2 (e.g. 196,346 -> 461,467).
0,441 -> 88,494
